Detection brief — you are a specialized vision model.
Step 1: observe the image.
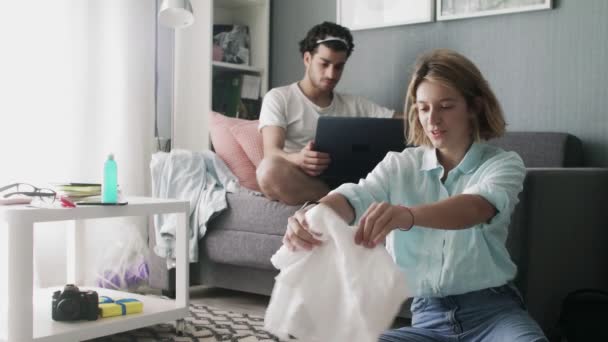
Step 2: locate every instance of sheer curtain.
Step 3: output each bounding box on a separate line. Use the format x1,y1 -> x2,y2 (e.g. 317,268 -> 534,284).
0,0 -> 156,323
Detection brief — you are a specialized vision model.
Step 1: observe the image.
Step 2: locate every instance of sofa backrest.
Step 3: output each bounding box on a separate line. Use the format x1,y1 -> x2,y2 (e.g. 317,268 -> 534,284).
488,132 -> 584,167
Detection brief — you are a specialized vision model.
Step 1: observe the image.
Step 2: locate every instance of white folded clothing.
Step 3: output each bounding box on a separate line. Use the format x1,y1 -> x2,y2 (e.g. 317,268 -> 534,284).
264,204 -> 410,342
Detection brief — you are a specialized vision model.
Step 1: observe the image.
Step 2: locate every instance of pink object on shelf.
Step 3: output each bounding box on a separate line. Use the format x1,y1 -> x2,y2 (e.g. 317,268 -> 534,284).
212,44 -> 224,62
60,196 -> 76,208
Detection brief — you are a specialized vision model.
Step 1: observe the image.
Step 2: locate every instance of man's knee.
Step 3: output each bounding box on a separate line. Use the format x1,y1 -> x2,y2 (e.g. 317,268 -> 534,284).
256,155 -> 287,197
256,155 -> 328,205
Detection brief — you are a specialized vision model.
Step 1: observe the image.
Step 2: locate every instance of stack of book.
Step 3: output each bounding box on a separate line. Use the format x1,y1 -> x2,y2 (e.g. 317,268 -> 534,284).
53,183 -> 102,203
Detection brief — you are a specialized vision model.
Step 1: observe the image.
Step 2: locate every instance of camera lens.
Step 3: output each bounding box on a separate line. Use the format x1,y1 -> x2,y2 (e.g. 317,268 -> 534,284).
57,298 -> 81,320
64,284 -> 79,292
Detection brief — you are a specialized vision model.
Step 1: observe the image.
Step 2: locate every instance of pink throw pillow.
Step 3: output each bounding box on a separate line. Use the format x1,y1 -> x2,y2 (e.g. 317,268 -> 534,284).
209,112 -> 260,191
230,120 -> 264,167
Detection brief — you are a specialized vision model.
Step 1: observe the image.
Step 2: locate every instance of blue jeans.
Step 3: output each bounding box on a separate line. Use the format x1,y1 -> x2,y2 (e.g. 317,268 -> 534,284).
379,284 -> 547,342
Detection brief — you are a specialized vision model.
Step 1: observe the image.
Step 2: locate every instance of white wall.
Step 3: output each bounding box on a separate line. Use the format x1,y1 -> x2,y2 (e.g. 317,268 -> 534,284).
0,0 -> 156,306
0,1 -> 212,319
272,0 -> 608,166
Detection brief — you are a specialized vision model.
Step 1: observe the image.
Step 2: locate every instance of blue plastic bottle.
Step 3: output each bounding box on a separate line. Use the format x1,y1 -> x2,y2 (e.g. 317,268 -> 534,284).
102,154 -> 118,203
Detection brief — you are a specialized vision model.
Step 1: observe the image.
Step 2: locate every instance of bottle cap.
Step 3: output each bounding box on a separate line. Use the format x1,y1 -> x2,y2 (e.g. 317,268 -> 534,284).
108,153 -> 114,160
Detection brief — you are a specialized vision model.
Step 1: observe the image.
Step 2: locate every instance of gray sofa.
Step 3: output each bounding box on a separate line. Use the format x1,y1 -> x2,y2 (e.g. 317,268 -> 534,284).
149,132 -> 608,340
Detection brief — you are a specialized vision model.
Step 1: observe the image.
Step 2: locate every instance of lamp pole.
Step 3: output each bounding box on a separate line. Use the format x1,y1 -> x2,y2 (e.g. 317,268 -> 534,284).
156,0 -> 194,151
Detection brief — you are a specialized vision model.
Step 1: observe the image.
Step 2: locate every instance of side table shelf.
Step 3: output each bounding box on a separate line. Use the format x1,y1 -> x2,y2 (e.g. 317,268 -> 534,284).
0,197 -> 189,342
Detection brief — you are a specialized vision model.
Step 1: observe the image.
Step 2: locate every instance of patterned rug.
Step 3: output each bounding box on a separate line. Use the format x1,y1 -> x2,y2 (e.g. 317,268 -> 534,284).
88,303 -> 284,342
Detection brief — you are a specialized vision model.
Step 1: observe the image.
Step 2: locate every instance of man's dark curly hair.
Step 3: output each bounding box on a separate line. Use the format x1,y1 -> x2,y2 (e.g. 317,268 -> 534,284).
298,21 -> 354,58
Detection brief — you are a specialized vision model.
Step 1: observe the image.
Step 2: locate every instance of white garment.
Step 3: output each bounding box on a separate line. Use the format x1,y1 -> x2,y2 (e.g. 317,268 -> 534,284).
258,83 -> 394,153
264,204 -> 409,342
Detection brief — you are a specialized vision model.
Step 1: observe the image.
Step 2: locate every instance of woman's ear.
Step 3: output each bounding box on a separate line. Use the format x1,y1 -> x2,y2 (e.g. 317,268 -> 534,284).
472,97 -> 483,115
468,97 -> 482,138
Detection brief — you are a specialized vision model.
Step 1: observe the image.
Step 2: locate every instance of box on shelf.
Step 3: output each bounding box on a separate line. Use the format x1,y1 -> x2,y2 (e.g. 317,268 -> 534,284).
212,73 -> 262,119
212,73 -> 242,117
239,98 -> 262,120
98,296 -> 143,318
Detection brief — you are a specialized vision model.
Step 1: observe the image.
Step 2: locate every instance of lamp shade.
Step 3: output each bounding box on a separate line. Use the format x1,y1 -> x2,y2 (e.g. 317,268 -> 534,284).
159,0 -> 194,29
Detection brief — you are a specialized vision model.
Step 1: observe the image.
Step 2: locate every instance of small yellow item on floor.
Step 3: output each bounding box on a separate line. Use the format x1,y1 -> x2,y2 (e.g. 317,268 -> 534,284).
98,296 -> 143,318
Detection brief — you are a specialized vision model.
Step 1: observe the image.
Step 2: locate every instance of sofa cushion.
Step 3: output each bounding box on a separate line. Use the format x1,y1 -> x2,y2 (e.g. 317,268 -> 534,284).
209,112 -> 260,191
488,132 -> 583,167
207,192 -> 299,236
230,120 -> 264,167
203,229 -> 282,270
204,192 -> 295,270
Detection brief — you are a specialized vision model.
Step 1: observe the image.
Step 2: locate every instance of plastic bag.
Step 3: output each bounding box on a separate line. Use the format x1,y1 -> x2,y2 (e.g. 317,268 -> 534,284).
95,225 -> 150,291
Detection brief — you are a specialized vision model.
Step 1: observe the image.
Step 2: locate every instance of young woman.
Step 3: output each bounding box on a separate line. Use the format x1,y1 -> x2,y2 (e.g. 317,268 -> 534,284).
283,49 -> 547,341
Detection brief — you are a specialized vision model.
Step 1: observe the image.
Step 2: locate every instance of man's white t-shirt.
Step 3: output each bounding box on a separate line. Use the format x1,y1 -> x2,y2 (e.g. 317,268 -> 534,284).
258,83 -> 395,153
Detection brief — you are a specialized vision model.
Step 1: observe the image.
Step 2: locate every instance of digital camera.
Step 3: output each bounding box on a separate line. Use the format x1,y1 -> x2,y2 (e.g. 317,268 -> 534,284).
52,284 -> 99,321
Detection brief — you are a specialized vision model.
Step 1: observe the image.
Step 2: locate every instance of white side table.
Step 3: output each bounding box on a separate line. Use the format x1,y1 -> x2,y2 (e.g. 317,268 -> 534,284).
0,197 -> 189,342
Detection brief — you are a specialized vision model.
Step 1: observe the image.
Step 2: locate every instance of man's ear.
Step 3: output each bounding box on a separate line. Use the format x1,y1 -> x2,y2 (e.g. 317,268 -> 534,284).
303,51 -> 312,67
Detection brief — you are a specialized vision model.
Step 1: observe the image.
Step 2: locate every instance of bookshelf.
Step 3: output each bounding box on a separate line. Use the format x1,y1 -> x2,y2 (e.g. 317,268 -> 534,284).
212,0 -> 269,120
212,61 -> 263,74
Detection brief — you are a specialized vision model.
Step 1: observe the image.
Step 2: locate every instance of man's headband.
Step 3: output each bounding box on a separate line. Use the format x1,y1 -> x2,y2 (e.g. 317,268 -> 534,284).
315,36 -> 349,49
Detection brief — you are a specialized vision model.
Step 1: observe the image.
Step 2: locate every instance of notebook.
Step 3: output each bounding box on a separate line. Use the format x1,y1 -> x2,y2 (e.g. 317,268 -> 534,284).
314,116 -> 406,185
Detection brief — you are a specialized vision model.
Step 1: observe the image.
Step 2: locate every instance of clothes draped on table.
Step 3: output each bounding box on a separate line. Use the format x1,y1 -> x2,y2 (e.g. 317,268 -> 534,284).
264,204 -> 410,342
150,149 -> 259,268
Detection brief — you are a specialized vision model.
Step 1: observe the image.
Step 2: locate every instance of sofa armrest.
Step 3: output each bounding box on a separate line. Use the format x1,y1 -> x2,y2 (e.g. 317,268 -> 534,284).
516,168 -> 608,337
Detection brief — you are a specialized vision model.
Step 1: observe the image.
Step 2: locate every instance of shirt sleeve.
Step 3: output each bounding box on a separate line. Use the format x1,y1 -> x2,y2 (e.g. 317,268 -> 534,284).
355,96 -> 395,119
462,151 -> 525,221
330,152 -> 398,223
258,89 -> 287,131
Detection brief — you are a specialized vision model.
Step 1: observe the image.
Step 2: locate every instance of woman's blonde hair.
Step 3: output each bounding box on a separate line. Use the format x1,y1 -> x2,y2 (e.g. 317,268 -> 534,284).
405,49 -> 505,146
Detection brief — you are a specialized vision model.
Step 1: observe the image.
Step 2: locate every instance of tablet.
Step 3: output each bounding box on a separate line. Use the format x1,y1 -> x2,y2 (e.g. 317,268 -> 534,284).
314,116 -> 406,184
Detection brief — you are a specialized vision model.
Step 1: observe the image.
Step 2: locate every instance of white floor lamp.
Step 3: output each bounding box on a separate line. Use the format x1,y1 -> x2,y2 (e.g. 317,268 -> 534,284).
156,0 -> 194,151
159,0 -> 194,29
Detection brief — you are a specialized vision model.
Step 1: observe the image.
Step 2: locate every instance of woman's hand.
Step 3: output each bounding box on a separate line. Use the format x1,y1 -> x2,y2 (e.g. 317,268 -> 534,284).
283,204 -> 323,251
355,202 -> 414,248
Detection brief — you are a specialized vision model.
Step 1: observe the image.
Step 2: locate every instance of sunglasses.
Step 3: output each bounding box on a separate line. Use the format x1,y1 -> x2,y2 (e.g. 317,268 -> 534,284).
0,182 -> 57,203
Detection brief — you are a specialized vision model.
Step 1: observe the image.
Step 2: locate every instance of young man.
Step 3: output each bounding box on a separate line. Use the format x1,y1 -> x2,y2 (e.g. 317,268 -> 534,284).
256,21 -> 397,205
